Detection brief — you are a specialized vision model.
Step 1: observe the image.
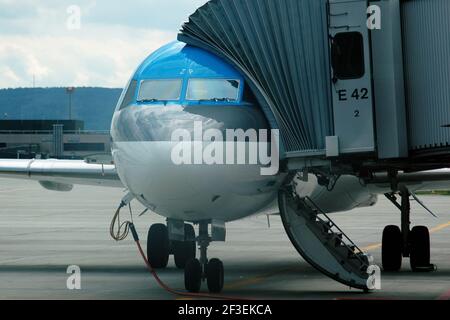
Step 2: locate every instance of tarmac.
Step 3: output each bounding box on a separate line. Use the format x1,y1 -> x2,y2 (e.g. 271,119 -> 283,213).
0,177 -> 449,300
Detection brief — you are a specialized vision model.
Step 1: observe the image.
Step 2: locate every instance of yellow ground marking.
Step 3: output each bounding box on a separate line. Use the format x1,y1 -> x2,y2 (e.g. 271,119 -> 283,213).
362,243 -> 382,251
430,221 -> 450,233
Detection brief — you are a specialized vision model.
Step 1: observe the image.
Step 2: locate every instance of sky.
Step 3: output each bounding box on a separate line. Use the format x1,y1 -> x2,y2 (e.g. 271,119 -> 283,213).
0,0 -> 207,89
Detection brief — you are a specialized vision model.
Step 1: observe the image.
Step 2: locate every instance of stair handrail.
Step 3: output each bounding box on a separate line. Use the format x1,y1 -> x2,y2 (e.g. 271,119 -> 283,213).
303,196 -> 370,267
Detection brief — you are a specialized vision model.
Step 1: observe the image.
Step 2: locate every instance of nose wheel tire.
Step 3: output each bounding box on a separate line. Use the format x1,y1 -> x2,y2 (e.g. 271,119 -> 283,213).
173,224 -> 197,269
410,226 -> 431,271
183,221 -> 225,294
147,224 -> 170,269
206,258 -> 224,293
184,258 -> 202,293
382,225 -> 403,272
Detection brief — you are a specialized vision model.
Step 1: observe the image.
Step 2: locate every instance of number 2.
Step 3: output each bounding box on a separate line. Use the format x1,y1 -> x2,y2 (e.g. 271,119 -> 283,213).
361,88 -> 369,99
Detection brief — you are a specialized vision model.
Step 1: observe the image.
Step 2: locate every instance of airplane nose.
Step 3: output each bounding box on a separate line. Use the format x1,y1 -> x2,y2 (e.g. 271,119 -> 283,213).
110,103 -> 281,221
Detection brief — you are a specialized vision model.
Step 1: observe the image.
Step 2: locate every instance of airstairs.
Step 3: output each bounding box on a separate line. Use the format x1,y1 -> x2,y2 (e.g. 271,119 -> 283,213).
279,186 -> 371,290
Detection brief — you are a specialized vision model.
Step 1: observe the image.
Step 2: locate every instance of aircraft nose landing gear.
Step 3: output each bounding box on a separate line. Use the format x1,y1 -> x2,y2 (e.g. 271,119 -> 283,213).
184,221 -> 225,294
383,187 -> 434,272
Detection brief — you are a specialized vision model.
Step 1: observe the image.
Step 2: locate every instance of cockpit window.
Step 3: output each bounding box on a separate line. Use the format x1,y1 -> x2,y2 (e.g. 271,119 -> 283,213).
186,79 -> 240,102
119,80 -> 137,110
138,79 -> 182,102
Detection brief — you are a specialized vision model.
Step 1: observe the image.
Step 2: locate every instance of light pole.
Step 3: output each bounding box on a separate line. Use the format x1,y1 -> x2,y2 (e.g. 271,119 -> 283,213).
66,87 -> 75,120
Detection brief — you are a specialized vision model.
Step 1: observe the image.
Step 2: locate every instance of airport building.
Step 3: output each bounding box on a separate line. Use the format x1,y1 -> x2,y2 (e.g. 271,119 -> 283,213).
0,120 -> 111,159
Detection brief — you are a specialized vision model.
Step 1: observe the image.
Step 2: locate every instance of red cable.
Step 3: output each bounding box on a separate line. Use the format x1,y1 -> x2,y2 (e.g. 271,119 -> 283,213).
134,239 -> 250,300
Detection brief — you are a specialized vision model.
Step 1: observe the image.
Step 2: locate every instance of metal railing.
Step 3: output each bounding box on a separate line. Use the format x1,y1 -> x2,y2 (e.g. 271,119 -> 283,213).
303,196 -> 370,268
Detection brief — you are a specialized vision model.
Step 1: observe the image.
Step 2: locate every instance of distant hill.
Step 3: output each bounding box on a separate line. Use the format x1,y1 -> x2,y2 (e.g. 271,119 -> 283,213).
0,87 -> 122,131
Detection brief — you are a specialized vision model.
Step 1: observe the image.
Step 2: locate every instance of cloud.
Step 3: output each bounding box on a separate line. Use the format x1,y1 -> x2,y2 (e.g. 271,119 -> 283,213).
0,0 -> 207,89
82,0 -> 207,31
0,27 -> 174,88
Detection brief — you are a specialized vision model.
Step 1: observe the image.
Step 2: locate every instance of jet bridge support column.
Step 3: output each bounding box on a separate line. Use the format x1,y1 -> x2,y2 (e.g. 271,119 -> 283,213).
400,188 -> 411,258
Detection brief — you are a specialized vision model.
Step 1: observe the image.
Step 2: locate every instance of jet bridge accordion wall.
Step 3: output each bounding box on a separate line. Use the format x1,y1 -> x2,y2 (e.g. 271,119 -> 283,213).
178,0 -> 333,156
402,0 -> 450,152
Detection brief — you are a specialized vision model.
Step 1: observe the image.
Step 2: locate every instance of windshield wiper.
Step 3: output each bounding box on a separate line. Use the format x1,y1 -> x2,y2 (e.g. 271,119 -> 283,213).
140,99 -> 170,104
199,98 -> 233,103
139,99 -> 158,102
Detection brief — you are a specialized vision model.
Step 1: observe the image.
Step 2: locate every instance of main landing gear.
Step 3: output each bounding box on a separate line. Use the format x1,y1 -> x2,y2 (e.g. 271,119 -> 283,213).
146,223 -> 196,269
146,220 -> 225,293
382,187 -> 434,272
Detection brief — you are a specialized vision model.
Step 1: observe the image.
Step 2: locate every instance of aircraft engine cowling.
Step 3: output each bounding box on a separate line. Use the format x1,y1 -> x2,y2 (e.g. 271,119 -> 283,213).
295,175 -> 378,214
38,181 -> 74,192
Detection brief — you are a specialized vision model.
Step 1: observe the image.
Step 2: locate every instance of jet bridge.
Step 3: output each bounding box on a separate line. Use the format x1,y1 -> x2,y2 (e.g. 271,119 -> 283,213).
179,0 -> 450,173
179,0 -> 450,290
